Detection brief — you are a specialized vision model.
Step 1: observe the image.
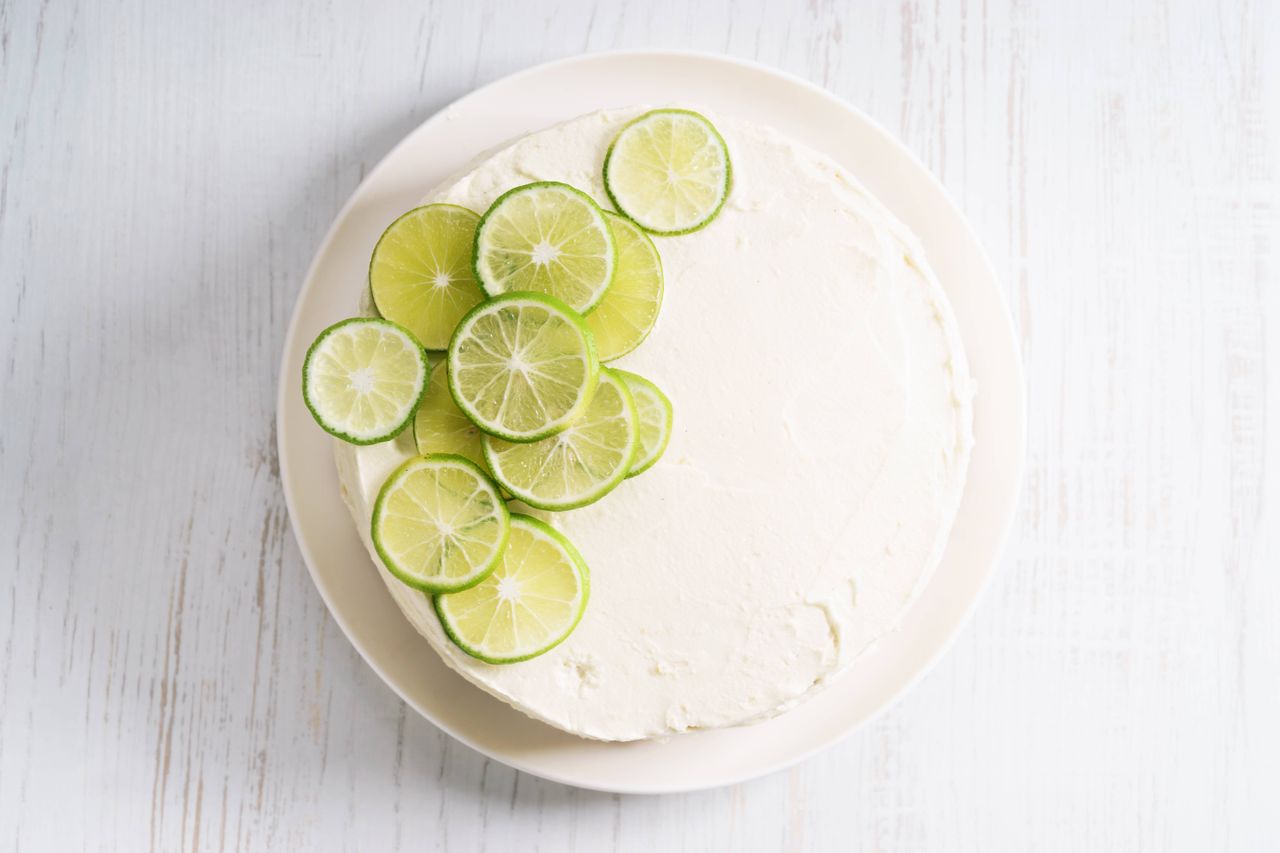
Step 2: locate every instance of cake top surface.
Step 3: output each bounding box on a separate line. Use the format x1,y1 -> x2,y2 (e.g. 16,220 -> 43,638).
335,107 -> 973,741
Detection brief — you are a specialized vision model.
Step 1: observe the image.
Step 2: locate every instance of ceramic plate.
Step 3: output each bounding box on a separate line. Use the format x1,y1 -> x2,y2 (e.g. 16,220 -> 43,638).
277,50 -> 1024,793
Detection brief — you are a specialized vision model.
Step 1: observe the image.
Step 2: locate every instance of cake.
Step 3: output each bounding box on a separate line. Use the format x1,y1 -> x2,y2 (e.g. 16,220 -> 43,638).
333,107 -> 974,741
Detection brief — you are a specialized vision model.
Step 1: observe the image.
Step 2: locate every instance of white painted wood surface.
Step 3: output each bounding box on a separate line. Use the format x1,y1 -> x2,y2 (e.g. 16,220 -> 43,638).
2,0 -> 1277,849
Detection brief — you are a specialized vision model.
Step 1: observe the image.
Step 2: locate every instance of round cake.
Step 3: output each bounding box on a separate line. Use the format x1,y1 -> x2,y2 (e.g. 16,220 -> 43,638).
335,107 -> 974,741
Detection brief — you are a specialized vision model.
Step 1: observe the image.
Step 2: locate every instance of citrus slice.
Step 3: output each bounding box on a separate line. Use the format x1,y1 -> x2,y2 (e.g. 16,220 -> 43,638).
302,318 -> 428,444
603,109 -> 732,235
447,292 -> 599,442
473,182 -> 616,313
369,204 -> 483,350
483,368 -> 638,510
586,212 -> 664,361
613,370 -> 673,477
371,455 -> 509,593
413,361 -> 488,472
434,514 -> 589,664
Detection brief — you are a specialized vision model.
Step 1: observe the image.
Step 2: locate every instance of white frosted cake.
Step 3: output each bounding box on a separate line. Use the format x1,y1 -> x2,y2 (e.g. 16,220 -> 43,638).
334,107 -> 974,741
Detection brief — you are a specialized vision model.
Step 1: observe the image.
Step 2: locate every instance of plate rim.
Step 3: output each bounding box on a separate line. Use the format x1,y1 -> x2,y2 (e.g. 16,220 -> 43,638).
276,48 -> 1025,794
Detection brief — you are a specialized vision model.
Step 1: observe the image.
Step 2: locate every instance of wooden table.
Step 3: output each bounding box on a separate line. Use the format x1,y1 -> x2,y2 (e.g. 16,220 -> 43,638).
2,1 -> 1276,849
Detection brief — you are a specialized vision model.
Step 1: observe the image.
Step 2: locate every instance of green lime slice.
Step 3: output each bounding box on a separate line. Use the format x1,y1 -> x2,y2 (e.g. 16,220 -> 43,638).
483,368 -> 638,510
371,455 -> 509,593
613,370 -> 673,477
603,109 -> 732,235
586,212 -> 664,361
302,318 -> 428,445
447,292 -> 599,443
369,204 -> 484,351
413,360 -> 489,473
434,514 -> 589,664
473,182 -> 616,313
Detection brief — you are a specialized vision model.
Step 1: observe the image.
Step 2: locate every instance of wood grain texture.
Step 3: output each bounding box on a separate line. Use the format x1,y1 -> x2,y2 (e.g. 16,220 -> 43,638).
1,0 -> 1276,850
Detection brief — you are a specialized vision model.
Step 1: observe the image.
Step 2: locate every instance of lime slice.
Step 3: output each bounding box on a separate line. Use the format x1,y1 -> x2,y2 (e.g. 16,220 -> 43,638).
603,109 -> 732,235
483,368 -> 638,510
302,318 -> 429,444
613,370 -> 673,477
369,205 -> 483,350
447,292 -> 599,442
371,455 -> 509,592
413,361 -> 489,472
586,212 -> 664,361
434,514 -> 589,663
473,182 -> 616,313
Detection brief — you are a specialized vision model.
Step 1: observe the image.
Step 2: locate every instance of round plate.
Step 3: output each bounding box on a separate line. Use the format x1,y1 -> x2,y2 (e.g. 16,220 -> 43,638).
277,50 -> 1025,793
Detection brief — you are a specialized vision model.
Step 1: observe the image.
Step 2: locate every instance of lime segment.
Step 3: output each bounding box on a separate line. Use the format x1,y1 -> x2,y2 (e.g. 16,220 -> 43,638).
434,514 -> 589,664
414,361 -> 488,473
613,370 -> 673,477
369,205 -> 483,350
483,368 -> 638,510
447,292 -> 599,442
587,213 -> 664,361
473,182 -> 616,313
371,455 -> 509,592
604,109 -> 731,235
302,318 -> 428,445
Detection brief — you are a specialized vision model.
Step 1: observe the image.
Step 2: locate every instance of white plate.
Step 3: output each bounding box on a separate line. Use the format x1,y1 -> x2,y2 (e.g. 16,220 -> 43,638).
277,50 -> 1025,794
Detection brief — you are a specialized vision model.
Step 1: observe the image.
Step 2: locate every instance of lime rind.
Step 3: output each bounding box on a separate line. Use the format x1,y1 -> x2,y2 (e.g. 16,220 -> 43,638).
613,370 -> 673,477
369,204 -> 484,351
433,513 -> 590,664
302,317 -> 429,445
603,108 -> 732,236
371,454 -> 510,593
482,368 -> 639,511
472,182 -> 617,314
447,291 -> 600,443
588,212 -> 664,361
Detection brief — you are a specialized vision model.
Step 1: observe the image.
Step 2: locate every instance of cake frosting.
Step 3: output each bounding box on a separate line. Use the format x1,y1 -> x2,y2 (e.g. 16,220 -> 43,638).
334,107 -> 974,741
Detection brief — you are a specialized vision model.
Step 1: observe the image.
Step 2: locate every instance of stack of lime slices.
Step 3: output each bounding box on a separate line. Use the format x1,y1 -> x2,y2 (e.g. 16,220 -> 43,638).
301,109 -> 729,664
